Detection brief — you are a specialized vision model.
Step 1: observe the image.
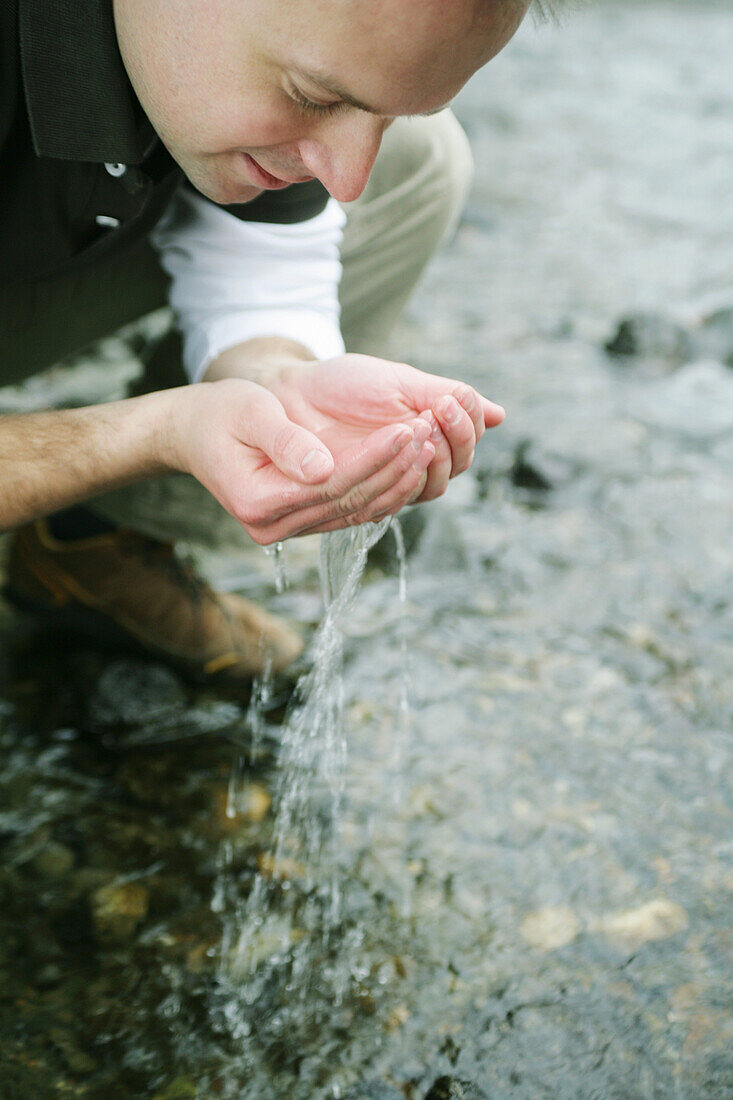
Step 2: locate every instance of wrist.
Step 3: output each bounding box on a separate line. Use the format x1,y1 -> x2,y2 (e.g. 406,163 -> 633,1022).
151,384 -> 200,475
204,336 -> 316,388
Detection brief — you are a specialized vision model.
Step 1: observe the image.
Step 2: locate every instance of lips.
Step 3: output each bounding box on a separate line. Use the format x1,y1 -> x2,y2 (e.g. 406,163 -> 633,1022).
242,153 -> 313,190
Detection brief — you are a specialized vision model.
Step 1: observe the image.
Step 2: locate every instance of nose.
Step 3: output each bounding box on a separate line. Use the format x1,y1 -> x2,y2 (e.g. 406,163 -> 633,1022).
298,113 -> 386,203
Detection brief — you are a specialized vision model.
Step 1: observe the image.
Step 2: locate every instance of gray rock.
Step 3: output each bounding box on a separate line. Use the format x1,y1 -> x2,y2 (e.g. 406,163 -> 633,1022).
605,311 -> 693,366
343,1084 -> 403,1100
691,302 -> 733,366
86,660 -> 187,729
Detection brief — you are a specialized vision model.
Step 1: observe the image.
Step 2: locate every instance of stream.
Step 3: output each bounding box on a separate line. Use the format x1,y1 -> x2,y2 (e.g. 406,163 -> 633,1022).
1,1 -> 732,1097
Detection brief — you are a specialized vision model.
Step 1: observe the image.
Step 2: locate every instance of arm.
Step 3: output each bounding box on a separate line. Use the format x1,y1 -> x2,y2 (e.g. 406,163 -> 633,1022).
0,381 -> 434,542
0,390 -> 176,531
151,187 -> 346,382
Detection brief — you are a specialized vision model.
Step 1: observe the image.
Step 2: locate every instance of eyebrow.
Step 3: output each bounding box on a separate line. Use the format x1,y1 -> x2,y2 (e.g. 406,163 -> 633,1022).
293,69 -> 450,118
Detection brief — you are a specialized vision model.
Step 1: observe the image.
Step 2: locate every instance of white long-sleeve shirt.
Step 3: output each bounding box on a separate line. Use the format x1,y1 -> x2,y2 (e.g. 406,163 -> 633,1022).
150,186 -> 346,383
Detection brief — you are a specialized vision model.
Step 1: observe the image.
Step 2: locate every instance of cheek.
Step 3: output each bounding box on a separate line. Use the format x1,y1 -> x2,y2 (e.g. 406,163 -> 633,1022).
170,85 -> 305,153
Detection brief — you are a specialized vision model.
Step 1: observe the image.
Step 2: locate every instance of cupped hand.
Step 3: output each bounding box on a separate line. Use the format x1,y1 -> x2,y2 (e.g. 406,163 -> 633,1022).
171,378 -> 435,544
265,353 -> 505,503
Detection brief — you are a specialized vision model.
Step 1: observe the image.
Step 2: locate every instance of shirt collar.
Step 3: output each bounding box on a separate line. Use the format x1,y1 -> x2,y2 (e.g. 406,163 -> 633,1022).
19,0 -> 148,164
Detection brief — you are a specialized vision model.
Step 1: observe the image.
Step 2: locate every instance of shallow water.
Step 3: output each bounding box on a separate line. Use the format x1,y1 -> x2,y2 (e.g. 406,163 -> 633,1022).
1,1 -> 732,1096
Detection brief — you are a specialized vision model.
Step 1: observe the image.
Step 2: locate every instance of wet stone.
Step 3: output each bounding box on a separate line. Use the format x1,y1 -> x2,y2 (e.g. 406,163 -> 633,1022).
90,880 -> 149,941
240,782 -> 272,823
423,1078 -> 488,1100
509,440 -> 554,492
150,1078 -> 198,1100
604,311 -> 694,367
29,840 -> 76,879
49,1026 -> 98,1076
367,508 -> 427,572
86,660 -> 187,729
342,1082 -> 404,1100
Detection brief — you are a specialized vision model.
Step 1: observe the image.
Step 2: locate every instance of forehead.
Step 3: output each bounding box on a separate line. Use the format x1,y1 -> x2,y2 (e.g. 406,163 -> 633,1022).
264,0 -> 528,115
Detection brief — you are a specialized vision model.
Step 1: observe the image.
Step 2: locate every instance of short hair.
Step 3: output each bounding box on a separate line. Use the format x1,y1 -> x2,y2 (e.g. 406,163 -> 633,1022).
529,0 -> 571,22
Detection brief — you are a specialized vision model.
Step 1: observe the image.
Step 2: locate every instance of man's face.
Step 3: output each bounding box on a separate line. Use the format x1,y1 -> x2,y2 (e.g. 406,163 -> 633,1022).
113,0 -> 529,206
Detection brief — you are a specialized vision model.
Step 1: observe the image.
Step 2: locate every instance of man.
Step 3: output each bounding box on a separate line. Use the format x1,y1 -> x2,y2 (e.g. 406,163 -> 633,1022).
0,0 -> 553,686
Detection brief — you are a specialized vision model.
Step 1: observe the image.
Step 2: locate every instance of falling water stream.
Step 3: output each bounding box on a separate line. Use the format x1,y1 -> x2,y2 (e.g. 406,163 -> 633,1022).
213,519 -> 411,1066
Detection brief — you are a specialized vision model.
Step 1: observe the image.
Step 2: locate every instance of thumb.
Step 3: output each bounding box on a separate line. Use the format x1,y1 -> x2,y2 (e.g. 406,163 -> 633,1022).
239,387 -> 335,484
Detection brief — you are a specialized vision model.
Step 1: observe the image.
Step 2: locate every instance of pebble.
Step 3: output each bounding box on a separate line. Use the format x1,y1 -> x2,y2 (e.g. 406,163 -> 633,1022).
589,897 -> 688,949
150,1078 -> 198,1100
519,906 -> 581,951
384,1003 -> 410,1031
90,881 -> 149,941
240,783 -> 272,823
30,841 -> 75,879
256,852 -> 306,880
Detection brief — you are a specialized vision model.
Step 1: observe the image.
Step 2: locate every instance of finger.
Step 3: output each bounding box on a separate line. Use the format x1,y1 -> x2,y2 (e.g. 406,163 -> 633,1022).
396,363 -> 505,429
297,445 -> 436,535
346,440 -> 434,525
480,394 -> 506,428
237,386 -> 335,484
242,421 -> 419,533
453,385 -> 486,444
261,424 -> 434,540
433,395 -> 476,477
414,412 -> 452,502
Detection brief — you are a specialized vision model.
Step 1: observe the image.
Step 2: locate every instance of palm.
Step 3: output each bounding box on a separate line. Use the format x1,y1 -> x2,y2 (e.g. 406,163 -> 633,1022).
270,356 -> 426,453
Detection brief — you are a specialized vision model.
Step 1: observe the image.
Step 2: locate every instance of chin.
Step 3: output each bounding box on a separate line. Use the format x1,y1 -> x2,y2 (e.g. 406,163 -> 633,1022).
176,154 -> 263,206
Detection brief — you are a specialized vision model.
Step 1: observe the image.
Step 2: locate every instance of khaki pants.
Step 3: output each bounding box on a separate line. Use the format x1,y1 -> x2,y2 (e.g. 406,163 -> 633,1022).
6,112 -> 473,546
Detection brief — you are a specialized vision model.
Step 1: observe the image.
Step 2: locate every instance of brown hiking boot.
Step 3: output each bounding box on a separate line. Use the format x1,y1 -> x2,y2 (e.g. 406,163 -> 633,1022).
3,520 -> 304,684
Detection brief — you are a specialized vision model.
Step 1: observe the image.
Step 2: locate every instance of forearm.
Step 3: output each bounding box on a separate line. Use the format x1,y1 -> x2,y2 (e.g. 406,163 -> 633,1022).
203,336 -> 316,385
0,389 -> 181,532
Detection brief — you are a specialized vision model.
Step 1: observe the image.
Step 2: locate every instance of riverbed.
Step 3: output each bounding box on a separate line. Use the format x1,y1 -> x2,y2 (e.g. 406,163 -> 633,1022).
1,1 -> 732,1097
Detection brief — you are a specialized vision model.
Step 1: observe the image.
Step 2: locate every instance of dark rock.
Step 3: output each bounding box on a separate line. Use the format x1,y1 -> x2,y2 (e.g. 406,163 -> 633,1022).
368,508 -> 427,573
510,440 -> 553,492
86,660 -> 187,730
424,1078 -> 488,1100
604,311 -> 693,366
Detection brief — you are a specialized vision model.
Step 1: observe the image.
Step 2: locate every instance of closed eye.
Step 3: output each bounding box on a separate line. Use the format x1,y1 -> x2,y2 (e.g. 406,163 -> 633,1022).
290,87 -> 349,117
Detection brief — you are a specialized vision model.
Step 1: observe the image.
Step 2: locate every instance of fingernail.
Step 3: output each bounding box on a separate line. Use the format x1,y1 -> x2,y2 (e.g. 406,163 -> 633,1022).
413,442 -> 434,473
440,397 -> 461,425
411,434 -> 424,453
456,386 -> 474,408
301,449 -> 332,478
392,427 -> 413,453
423,412 -> 442,441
